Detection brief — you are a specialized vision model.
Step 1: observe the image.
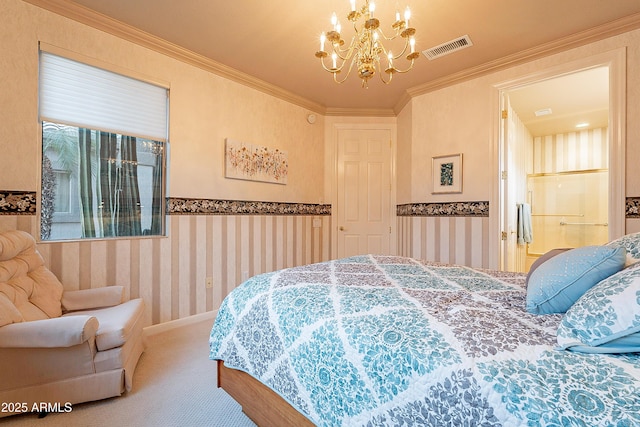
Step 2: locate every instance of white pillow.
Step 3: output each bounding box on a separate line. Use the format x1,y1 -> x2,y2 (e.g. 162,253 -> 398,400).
557,265 -> 640,353
607,232 -> 640,267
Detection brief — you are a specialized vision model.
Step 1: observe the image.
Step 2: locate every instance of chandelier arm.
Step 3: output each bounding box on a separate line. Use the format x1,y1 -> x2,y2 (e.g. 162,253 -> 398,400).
319,57 -> 339,73
377,40 -> 411,68
390,38 -> 410,60
386,57 -> 416,74
376,27 -> 402,42
319,38 -> 358,72
376,56 -> 392,85
329,49 -> 350,62
333,56 -> 358,84
333,36 -> 358,58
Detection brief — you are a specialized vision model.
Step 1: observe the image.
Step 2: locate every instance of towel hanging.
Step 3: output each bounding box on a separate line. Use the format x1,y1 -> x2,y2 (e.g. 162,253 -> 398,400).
517,203 -> 533,245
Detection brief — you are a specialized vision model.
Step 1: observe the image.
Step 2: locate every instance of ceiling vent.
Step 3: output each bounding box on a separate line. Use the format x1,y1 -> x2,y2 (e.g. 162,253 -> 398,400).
422,35 -> 473,60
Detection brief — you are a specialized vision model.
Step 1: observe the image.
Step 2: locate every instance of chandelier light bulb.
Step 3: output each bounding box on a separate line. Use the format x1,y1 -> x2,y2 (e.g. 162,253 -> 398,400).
404,6 -> 411,25
410,37 -> 415,53
320,32 -> 326,51
350,0 -> 356,11
369,1 -> 376,17
331,12 -> 337,28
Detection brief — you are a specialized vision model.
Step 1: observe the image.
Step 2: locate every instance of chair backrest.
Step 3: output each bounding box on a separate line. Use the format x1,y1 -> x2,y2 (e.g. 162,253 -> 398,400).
0,230 -> 63,326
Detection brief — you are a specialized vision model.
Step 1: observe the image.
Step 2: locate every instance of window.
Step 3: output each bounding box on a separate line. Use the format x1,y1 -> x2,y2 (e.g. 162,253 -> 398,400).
39,50 -> 168,241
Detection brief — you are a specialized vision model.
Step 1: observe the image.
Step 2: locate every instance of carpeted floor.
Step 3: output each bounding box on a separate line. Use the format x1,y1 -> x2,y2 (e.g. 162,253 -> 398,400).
0,317 -> 256,427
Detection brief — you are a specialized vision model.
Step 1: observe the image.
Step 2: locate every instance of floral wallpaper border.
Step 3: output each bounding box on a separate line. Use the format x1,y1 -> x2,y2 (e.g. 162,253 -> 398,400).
626,197 -> 640,218
397,201 -> 490,217
5,191 -> 640,218
168,198 -> 331,216
0,191 -> 37,215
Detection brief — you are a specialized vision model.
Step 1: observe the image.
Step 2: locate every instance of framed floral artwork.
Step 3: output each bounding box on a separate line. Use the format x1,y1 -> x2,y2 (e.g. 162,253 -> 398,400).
432,153 -> 462,194
225,138 -> 288,185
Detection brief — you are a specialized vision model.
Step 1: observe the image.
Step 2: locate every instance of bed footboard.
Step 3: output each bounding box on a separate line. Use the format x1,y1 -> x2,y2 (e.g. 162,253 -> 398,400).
217,360 -> 315,427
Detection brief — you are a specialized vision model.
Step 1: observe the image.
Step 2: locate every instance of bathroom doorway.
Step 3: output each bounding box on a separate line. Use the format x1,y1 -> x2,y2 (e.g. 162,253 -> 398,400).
495,50 -> 626,272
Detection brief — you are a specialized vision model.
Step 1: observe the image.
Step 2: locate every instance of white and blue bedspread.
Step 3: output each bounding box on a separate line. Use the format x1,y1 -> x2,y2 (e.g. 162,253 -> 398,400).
209,255 -> 640,426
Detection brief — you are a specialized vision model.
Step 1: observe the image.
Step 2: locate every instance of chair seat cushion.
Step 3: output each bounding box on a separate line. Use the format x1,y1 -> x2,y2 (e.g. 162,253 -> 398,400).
64,298 -> 144,351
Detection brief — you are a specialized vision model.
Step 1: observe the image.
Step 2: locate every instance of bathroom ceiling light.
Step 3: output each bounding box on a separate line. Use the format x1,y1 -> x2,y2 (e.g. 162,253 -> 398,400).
575,122 -> 590,128
534,108 -> 552,117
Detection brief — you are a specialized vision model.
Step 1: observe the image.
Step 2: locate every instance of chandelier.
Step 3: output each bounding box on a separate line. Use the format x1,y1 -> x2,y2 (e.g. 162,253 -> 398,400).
315,0 -> 419,87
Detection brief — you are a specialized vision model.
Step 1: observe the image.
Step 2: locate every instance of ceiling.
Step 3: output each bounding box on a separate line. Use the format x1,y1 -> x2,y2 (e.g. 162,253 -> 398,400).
508,67 -> 610,136
32,0 -> 640,114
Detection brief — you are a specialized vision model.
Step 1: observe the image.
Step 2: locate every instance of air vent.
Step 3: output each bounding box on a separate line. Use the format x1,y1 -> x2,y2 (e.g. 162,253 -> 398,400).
422,35 -> 473,60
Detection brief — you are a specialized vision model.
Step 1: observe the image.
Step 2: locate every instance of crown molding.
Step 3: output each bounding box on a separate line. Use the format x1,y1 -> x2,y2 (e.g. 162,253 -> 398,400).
23,0 -> 328,115
406,12 -> 640,99
324,107 -> 396,117
22,1 -> 640,118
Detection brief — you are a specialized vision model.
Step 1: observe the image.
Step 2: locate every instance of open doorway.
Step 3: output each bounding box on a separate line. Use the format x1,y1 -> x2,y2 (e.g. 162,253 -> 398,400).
494,50 -> 626,272
508,67 -> 609,272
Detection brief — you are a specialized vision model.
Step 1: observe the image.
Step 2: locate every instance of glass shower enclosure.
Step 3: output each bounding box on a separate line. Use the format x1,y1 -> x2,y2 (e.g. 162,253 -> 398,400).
527,169 -> 609,256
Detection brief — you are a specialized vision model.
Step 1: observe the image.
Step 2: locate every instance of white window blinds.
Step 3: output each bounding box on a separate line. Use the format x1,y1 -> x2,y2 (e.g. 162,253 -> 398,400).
39,51 -> 168,141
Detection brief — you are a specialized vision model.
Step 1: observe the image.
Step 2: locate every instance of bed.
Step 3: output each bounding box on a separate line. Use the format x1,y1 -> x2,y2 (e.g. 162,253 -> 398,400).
210,247 -> 640,426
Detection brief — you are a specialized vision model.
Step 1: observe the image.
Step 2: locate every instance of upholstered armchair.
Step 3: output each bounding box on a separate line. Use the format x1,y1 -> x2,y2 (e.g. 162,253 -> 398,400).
0,230 -> 146,418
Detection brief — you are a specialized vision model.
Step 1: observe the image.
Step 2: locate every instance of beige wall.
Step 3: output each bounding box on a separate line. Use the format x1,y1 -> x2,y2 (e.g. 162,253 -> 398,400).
1,0 -> 324,203
399,29 -> 640,267
405,28 -> 640,199
0,0 -> 328,326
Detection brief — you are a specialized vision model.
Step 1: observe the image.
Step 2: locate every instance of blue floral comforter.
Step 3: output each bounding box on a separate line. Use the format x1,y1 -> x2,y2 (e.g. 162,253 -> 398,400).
209,255 -> 640,426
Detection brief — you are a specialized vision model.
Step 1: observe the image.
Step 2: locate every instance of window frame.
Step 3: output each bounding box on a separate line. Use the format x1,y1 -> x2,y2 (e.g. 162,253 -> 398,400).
38,45 -> 169,242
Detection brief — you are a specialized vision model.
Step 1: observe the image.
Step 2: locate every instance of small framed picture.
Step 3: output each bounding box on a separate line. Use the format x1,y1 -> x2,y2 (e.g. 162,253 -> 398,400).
432,153 -> 463,194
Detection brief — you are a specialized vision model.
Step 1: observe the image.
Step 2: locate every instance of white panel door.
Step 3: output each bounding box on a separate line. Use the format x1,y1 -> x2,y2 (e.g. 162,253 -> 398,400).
337,128 -> 392,258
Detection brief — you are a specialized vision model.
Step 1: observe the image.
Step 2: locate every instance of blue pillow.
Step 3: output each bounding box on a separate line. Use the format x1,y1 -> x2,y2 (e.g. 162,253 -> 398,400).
525,248 -> 572,287
526,245 -> 626,314
557,265 -> 640,353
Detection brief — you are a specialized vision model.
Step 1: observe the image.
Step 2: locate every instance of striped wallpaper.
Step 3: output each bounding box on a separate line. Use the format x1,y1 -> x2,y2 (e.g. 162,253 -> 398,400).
532,127 -> 608,173
396,202 -> 491,269
3,191 -> 640,325
0,204 -> 331,326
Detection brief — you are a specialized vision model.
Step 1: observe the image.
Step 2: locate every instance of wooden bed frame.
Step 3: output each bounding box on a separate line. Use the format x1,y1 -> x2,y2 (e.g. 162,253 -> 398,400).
217,360 -> 315,427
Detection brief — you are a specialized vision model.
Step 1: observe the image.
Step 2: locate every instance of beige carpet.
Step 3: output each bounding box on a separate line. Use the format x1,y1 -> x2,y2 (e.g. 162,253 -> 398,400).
0,318 -> 256,427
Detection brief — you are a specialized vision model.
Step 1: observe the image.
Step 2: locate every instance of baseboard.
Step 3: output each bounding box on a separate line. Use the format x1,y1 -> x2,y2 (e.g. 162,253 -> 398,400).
143,310 -> 217,337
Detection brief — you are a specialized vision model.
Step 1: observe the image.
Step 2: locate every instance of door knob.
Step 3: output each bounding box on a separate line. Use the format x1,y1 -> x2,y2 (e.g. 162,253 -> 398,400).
339,226 -> 346,231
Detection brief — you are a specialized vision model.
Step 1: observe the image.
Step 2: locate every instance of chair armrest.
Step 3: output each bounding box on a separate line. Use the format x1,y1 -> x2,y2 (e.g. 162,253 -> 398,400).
0,316 -> 99,348
62,286 -> 124,312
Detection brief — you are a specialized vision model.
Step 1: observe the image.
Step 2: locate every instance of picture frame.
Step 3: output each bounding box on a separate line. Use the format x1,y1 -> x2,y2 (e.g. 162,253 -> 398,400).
432,153 -> 463,194
224,138 -> 288,185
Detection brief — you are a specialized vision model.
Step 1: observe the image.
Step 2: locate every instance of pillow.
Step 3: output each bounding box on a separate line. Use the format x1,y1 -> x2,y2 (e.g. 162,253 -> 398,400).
525,248 -> 572,287
607,232 -> 640,267
557,265 -> 640,353
526,245 -> 626,314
